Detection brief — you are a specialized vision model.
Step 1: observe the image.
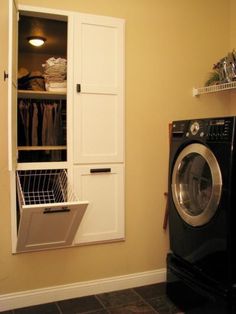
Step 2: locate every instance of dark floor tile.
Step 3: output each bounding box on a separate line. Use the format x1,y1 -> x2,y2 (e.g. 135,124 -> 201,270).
84,310 -> 108,314
14,302 -> 60,314
134,283 -> 166,299
97,289 -> 142,308
108,300 -> 157,313
185,302 -> 235,314
57,295 -> 104,314
146,295 -> 182,314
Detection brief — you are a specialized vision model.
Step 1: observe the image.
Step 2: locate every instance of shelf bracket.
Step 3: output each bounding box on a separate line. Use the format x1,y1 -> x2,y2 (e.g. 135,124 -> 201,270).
192,88 -> 199,97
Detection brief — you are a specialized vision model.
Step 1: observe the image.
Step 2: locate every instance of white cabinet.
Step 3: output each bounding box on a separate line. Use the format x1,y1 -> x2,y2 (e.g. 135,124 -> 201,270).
73,14 -> 124,164
73,164 -> 124,244
9,4 -> 125,252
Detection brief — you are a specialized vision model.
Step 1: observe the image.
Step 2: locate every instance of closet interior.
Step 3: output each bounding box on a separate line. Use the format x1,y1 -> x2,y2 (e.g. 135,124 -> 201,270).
17,13 -> 68,163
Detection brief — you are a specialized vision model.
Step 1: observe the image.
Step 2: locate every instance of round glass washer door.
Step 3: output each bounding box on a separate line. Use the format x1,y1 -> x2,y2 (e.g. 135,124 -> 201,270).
171,143 -> 222,227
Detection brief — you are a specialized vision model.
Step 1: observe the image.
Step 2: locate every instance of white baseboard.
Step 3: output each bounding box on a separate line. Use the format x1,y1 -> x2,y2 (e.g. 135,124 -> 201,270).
0,268 -> 166,311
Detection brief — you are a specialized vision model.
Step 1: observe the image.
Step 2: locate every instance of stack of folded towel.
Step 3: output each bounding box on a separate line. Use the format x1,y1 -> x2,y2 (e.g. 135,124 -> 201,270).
42,57 -> 67,92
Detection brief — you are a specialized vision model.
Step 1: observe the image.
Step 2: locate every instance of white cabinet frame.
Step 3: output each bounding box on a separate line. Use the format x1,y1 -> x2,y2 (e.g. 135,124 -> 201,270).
8,4 -> 125,253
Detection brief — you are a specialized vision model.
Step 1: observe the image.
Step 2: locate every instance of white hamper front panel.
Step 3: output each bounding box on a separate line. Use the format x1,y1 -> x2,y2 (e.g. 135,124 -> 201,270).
16,169 -> 88,252
16,203 -> 88,252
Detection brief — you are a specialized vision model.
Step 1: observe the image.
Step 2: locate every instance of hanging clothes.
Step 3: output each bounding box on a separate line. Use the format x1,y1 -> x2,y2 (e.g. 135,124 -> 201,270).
32,103 -> 38,146
42,103 -> 55,147
17,98 -> 66,162
18,100 -> 30,146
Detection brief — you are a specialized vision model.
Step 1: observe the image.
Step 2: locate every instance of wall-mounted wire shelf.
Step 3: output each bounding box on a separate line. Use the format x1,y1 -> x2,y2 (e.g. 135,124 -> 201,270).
193,81 -> 236,96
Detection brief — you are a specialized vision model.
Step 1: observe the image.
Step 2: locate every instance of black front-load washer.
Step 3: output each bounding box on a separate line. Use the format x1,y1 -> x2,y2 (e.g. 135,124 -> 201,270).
167,116 -> 236,302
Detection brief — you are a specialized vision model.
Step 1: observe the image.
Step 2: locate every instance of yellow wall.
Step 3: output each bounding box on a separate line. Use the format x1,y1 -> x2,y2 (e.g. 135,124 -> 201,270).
0,0 -> 232,294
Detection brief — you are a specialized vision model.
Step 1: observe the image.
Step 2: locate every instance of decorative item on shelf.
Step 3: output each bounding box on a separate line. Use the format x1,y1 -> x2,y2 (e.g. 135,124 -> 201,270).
205,50 -> 236,87
193,50 -> 236,96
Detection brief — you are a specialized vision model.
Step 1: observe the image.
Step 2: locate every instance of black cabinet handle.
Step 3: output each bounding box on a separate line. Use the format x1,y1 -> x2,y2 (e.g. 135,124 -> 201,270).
4,71 -> 8,81
76,84 -> 81,93
43,207 -> 70,214
90,168 -> 111,173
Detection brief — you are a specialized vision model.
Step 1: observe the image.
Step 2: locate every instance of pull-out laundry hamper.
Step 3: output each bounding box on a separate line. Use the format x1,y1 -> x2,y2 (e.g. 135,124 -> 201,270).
16,169 -> 88,252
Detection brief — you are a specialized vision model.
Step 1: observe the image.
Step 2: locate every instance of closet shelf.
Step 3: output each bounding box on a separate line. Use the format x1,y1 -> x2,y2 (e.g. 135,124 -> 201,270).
193,81 -> 236,96
18,90 -> 66,99
18,146 -> 67,151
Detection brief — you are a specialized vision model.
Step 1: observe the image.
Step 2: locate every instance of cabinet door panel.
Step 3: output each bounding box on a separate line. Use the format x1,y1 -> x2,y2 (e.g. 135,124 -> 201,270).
78,14 -> 124,94
74,14 -> 124,163
74,94 -> 123,163
8,0 -> 18,170
16,202 -> 88,252
81,24 -> 117,93
73,164 -> 124,244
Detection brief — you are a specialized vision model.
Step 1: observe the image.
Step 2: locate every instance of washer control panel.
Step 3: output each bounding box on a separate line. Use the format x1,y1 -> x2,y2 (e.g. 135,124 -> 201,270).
172,117 -> 234,141
206,119 -> 232,140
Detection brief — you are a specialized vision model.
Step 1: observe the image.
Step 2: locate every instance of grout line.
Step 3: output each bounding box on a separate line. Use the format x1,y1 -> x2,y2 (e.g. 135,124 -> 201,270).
94,294 -> 108,311
131,288 -> 159,313
55,301 -> 63,314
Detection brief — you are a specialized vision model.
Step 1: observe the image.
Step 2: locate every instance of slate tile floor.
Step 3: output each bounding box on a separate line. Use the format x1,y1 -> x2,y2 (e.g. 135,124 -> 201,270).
1,283 -> 182,314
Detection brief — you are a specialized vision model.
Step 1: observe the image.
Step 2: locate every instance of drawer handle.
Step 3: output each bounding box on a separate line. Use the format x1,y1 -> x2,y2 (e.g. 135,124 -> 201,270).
43,207 -> 70,214
90,168 -> 111,173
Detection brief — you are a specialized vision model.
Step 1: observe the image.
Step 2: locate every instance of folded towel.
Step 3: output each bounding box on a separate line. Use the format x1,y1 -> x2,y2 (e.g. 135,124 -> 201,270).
47,81 -> 67,88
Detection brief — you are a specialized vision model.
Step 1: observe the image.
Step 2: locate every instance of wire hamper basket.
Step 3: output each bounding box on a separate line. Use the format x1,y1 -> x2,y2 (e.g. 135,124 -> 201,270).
15,169 -> 89,252
16,169 -> 79,209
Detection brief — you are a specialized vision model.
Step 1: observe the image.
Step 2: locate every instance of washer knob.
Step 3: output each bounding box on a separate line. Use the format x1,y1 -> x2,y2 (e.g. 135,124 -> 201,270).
190,122 -> 200,135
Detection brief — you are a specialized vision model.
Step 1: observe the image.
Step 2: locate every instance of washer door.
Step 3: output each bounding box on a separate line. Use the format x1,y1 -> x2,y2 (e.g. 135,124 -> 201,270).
171,143 -> 222,226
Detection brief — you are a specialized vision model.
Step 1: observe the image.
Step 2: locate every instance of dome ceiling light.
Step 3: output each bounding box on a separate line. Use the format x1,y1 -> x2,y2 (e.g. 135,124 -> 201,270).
27,36 -> 46,47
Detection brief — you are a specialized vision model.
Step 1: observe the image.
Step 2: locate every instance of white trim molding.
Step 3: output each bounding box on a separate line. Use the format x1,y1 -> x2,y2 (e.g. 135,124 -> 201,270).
0,268 -> 166,311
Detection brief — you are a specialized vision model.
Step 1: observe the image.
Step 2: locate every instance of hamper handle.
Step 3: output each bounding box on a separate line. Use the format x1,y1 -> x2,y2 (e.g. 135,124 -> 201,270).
43,207 -> 70,214
90,168 -> 111,173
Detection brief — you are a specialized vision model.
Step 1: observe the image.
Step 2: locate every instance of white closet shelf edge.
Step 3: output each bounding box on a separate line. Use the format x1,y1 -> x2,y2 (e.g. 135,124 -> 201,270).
18,90 -> 66,100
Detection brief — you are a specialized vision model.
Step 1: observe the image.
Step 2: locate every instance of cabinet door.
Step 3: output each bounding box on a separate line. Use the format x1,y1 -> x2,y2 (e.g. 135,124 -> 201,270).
8,0 -> 18,170
73,164 -> 124,244
16,202 -> 88,252
73,14 -> 125,164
